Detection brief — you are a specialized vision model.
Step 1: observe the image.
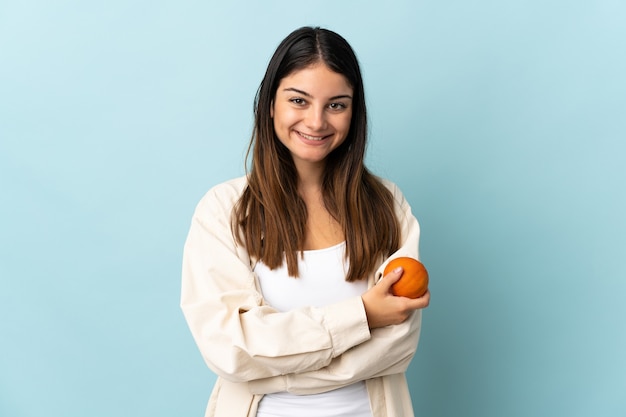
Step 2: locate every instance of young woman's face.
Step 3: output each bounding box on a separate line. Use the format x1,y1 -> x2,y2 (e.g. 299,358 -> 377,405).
272,63 -> 353,172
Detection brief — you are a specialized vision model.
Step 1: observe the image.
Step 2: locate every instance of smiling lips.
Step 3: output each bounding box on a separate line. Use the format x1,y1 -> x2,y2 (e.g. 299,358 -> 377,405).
296,130 -> 330,142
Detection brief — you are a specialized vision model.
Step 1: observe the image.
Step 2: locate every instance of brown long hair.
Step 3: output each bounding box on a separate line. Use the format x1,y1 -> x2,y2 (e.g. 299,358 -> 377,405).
233,27 -> 400,282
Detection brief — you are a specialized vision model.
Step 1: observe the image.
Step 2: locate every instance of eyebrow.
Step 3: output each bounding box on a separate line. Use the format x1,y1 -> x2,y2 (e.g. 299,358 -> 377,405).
282,87 -> 353,101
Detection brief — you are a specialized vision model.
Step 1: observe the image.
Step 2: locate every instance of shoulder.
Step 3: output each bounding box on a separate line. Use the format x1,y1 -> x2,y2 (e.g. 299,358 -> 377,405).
194,175 -> 249,216
379,177 -> 399,193
377,177 -> 417,223
378,177 -> 407,205
206,175 -> 248,199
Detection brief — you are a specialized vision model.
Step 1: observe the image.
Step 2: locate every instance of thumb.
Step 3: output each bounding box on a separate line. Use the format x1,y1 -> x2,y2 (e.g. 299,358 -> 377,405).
378,266 -> 404,291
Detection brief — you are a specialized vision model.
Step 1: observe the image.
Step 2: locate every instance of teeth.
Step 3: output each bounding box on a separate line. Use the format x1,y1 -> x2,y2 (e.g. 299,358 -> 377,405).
299,131 -> 325,141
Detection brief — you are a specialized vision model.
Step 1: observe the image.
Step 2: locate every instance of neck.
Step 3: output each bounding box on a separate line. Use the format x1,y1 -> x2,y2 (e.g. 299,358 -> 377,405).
295,161 -> 325,194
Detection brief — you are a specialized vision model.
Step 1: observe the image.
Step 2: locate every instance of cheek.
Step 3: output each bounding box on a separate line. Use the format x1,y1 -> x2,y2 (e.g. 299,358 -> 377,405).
273,105 -> 298,127
338,113 -> 353,133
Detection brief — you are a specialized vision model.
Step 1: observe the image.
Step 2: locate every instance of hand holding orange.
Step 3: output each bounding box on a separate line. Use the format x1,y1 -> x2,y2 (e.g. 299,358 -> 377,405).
384,257 -> 429,299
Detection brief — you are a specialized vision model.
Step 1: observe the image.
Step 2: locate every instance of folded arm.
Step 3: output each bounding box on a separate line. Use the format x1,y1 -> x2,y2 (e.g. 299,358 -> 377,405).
181,180 -> 372,383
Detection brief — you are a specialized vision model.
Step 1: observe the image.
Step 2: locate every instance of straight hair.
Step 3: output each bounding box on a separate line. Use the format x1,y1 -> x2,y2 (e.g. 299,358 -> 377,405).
233,26 -> 400,282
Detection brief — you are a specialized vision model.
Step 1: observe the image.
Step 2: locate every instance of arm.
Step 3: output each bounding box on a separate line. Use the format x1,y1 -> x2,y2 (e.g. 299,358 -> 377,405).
248,310 -> 423,395
180,179 -> 371,383
248,181 -> 428,395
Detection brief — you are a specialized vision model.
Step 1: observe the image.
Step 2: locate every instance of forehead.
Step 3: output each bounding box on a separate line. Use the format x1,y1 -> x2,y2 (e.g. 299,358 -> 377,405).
277,64 -> 353,96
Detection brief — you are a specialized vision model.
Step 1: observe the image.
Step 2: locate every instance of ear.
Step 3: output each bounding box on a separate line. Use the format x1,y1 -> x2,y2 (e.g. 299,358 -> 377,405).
270,100 -> 274,118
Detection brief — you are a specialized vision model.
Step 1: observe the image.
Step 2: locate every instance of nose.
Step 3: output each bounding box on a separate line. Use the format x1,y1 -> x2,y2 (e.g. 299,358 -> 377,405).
304,105 -> 327,131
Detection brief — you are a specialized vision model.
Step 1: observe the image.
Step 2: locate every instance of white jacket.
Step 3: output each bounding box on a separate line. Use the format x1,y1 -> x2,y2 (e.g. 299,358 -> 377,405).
181,176 -> 423,417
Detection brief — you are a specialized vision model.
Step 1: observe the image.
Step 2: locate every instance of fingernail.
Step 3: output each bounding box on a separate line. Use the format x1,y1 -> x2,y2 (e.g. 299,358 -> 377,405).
393,267 -> 403,273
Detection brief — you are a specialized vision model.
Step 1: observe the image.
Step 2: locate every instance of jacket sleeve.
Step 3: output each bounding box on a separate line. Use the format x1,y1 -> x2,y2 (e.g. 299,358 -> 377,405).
180,179 -> 371,383
247,181 -> 423,395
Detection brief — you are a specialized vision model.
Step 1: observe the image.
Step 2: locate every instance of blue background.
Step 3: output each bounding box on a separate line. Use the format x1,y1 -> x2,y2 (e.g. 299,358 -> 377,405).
1,1 -> 625,416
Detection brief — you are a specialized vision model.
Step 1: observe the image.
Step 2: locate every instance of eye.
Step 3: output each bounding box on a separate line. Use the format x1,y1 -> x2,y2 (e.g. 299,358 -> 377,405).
290,98 -> 306,105
328,102 -> 347,111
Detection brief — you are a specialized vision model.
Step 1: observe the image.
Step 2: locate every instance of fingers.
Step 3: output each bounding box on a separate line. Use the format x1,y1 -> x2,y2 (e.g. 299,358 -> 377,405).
377,266 -> 404,291
363,270 -> 430,329
403,289 -> 431,309
379,267 -> 430,307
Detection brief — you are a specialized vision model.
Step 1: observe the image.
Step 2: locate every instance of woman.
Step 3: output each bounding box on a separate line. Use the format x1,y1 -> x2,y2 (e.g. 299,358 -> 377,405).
181,26 -> 430,417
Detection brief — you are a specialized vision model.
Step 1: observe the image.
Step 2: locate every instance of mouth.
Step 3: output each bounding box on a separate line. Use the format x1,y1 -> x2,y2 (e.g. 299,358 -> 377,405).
296,130 -> 330,142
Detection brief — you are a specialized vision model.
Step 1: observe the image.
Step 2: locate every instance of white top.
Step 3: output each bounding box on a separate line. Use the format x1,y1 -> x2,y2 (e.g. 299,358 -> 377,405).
254,242 -> 373,417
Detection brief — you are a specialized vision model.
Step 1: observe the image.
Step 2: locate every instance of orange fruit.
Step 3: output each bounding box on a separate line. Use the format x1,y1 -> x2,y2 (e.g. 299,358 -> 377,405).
384,257 -> 429,299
